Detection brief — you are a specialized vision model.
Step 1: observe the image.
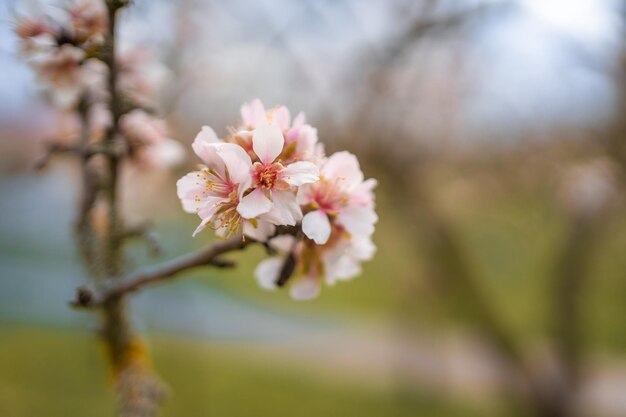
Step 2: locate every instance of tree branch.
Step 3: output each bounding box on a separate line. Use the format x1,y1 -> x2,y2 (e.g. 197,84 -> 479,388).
35,140 -> 122,171
73,224 -> 300,309
73,235 -> 248,308
34,143 -> 80,170
384,1 -> 514,65
117,223 -> 164,257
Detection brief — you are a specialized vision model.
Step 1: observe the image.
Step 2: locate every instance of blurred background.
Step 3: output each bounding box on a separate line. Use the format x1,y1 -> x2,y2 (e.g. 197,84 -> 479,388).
1,0 -> 626,416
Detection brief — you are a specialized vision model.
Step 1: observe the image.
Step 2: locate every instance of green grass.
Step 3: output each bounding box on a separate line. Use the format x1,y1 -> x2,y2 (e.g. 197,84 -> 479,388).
0,326 -> 524,417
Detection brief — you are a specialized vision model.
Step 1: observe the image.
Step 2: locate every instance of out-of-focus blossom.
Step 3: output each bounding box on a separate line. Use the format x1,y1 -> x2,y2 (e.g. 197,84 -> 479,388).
68,0 -> 108,44
14,0 -> 110,108
31,44 -> 86,107
120,109 -> 185,169
13,0 -> 57,44
54,101 -> 111,145
118,49 -> 170,107
558,158 -> 619,219
298,151 -> 378,244
14,15 -> 56,52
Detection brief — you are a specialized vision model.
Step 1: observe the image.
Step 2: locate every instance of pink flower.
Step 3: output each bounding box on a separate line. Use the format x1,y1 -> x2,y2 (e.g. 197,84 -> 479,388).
253,151 -> 378,299
298,151 -> 378,244
255,228 -> 376,300
68,0 -> 108,43
13,0 -> 58,48
54,101 -> 110,145
120,109 -> 185,168
177,100 -> 378,298
232,99 -> 318,163
240,99 -> 290,130
217,123 -> 319,226
31,44 -> 86,107
14,16 -> 55,41
117,48 -> 169,107
176,127 -> 252,237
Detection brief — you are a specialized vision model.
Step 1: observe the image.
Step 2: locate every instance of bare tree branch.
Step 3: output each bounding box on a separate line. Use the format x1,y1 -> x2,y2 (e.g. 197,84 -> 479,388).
384,1 -> 515,65
72,224 -> 299,309
73,235 -> 249,308
117,223 -> 164,257
34,143 -> 81,170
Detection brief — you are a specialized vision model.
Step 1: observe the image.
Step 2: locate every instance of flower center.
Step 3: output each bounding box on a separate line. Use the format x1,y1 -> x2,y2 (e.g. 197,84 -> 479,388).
253,162 -> 282,189
199,167 -> 235,197
310,178 -> 347,214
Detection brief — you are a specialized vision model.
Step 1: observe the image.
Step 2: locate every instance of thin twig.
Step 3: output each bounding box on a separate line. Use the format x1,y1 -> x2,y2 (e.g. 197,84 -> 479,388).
117,223 -> 164,257
73,224 -> 301,309
73,235 -> 249,308
34,143 -> 81,170
35,141 -> 122,171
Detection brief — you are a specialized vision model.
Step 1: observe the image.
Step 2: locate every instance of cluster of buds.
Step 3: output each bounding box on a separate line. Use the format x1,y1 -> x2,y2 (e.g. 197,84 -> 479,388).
177,99 -> 378,299
14,0 -> 183,168
15,0 -> 108,106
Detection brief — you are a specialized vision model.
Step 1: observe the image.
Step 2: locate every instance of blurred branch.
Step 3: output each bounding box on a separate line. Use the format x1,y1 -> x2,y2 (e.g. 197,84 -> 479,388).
551,215 -> 598,416
73,235 -> 248,308
117,223 -> 164,257
35,140 -> 123,171
72,225 -> 300,309
89,2 -> 165,416
384,161 -> 572,417
383,1 -> 514,65
74,96 -> 101,276
34,143 -> 81,170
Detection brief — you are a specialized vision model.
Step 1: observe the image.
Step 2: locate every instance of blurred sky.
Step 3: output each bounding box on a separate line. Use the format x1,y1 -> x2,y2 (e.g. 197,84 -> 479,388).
0,0 -> 621,139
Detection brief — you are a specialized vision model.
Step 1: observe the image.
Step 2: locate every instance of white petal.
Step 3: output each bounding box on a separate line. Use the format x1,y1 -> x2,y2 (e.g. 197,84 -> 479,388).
281,161 -> 319,186
350,178 -> 378,206
302,210 -> 331,244
292,112 -> 306,129
296,184 -> 313,205
176,172 -> 204,213
295,125 -> 318,158
324,255 -> 361,285
349,235 -> 377,261
192,126 -> 220,161
190,197 -> 227,236
241,98 -> 266,127
255,258 -> 282,290
197,196 -> 225,218
336,205 -> 378,237
252,124 -> 284,164
237,176 -> 253,200
146,139 -> 185,167
192,216 -> 213,237
322,151 -> 363,188
268,235 -> 296,252
237,188 -> 272,219
214,143 -> 252,184
289,277 -> 320,300
191,139 -> 226,177
261,190 -> 302,226
272,106 -> 291,131
243,219 -> 276,242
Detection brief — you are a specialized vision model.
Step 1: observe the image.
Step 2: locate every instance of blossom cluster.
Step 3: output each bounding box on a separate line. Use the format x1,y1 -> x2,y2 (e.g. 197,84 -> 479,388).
177,99 -> 378,299
14,0 -> 183,168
